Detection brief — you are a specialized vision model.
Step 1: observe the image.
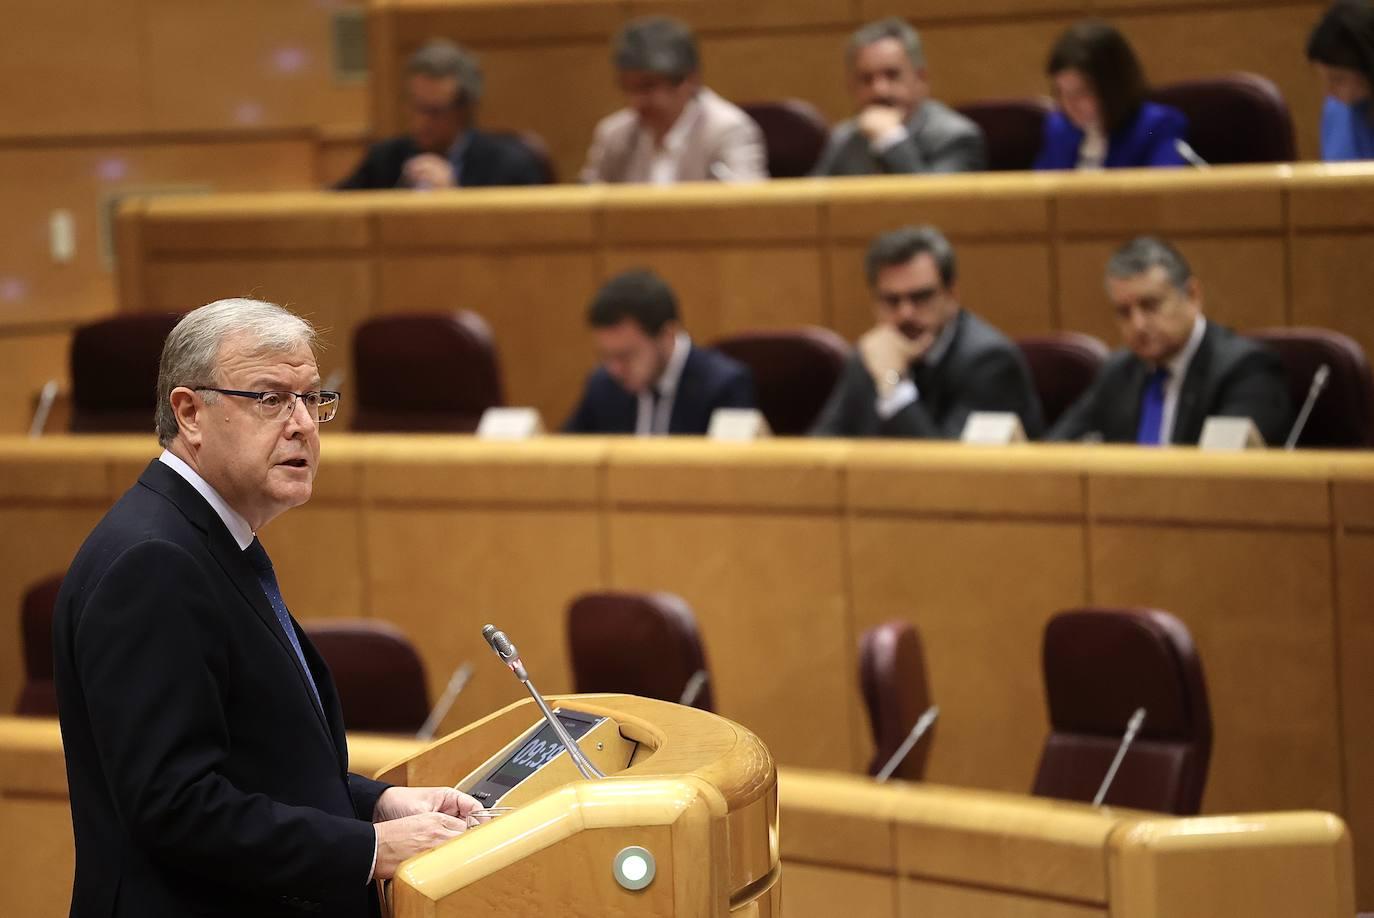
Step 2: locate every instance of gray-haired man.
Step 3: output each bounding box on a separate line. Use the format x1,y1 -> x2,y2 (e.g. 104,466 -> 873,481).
338,38 -> 546,190
814,18 -> 986,176
581,16 -> 767,183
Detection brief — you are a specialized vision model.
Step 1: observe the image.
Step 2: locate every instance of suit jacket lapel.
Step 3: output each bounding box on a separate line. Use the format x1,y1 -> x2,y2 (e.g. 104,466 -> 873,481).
1116,361 -> 1149,442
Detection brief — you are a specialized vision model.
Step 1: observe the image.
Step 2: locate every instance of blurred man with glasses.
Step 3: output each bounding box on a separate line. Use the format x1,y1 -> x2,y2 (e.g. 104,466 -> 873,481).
811,225 -> 1042,438
53,298 -> 484,917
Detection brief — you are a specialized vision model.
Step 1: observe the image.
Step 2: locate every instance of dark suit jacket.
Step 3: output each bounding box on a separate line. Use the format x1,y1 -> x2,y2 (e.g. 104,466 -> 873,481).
1034,102 -> 1189,170
810,310 -> 1044,439
812,99 -> 987,176
562,344 -> 756,434
53,460 -> 388,918
1047,321 -> 1292,445
335,131 -> 547,190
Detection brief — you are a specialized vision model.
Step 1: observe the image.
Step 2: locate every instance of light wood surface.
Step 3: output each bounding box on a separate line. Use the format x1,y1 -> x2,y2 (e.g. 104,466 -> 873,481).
367,0 -> 1328,183
2,435 -> 1373,905
96,163 -> 1374,438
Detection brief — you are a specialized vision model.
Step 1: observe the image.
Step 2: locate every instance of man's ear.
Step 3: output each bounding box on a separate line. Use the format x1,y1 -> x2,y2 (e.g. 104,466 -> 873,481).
168,387 -> 203,448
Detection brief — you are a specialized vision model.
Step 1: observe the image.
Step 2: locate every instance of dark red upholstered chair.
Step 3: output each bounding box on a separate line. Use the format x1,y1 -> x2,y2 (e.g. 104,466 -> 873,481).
16,574 -> 63,716
567,591 -> 714,712
68,313 -> 182,433
351,311 -> 505,432
859,621 -> 934,781
302,620 -> 430,734
1016,332 -> 1109,429
742,100 -> 830,178
711,327 -> 850,435
1033,608 -> 1212,815
1249,327 -> 1374,448
1150,73 -> 1296,165
955,98 -> 1053,171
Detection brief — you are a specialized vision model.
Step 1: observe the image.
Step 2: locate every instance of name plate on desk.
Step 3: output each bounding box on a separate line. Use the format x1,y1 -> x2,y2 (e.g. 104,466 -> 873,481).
708,408 -> 772,442
960,412 -> 1027,445
477,407 -> 545,440
1199,416 -> 1265,451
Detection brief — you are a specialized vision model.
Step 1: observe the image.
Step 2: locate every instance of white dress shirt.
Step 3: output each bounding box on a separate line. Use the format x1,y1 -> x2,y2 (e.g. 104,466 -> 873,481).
644,97 -> 703,185
1158,315 -> 1207,443
636,331 -> 692,436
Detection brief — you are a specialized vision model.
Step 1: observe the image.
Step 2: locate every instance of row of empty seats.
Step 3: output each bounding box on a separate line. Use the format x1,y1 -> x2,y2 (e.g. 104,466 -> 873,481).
16,573 -> 1209,815
52,311 -> 1374,447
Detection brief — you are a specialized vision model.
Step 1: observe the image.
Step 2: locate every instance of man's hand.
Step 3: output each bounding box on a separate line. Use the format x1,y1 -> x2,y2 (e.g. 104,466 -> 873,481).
374,785 -> 487,825
856,105 -> 906,144
402,153 -> 456,189
372,812 -> 468,879
859,324 -> 935,397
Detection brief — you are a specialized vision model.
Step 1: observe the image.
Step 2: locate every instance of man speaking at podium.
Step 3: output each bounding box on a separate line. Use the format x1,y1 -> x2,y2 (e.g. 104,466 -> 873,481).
52,299 -> 483,917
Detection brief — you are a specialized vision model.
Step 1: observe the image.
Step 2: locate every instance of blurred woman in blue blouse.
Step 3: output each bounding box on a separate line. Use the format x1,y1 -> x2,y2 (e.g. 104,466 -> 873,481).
1034,21 -> 1188,171
1307,0 -> 1374,161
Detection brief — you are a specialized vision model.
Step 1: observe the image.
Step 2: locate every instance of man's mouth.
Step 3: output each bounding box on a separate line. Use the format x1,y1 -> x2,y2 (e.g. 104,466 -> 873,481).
277,459 -> 309,469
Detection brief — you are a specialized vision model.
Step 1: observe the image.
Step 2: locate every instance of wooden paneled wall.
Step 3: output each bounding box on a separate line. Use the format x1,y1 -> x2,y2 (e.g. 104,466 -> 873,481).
103,164 -> 1374,433
369,0 -> 1328,183
2,435 -> 1373,904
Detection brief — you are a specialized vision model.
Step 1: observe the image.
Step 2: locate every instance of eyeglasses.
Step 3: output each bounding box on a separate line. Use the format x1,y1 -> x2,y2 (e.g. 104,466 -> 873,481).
194,387 -> 340,423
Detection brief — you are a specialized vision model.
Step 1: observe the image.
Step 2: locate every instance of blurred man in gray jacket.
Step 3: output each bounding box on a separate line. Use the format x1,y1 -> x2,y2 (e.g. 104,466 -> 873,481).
814,18 -> 986,176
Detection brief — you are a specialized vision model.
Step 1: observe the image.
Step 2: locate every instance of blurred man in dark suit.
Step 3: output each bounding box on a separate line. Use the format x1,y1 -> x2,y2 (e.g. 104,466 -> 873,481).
564,269 -> 756,434
53,298 -> 483,917
811,225 -> 1042,438
1049,236 -> 1292,445
337,40 -> 546,190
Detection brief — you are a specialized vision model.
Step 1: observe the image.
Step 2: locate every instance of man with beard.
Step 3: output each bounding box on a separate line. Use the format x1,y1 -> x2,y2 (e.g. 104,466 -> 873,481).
811,226 -> 1043,439
337,39 -> 547,190
814,18 -> 986,176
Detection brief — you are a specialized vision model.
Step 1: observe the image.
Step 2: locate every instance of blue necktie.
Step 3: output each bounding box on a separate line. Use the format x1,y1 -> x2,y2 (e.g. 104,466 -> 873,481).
1136,367 -> 1170,445
244,538 -> 321,707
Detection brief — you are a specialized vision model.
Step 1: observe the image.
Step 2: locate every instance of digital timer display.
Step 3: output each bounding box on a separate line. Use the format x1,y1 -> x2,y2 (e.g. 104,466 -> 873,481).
481,711 -> 600,790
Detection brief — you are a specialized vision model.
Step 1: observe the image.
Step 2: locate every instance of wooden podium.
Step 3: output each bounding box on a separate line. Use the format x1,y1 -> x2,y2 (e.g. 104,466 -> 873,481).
372,694 -> 779,917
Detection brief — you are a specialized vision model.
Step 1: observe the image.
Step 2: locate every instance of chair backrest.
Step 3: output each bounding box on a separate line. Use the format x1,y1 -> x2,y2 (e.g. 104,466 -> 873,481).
859,620 -> 933,781
302,619 -> 430,734
1150,73 -> 1296,164
69,313 -> 183,433
16,573 -> 64,716
567,591 -> 714,712
351,311 -> 505,432
1016,332 -> 1109,429
1248,327 -> 1374,448
1033,608 -> 1212,815
711,327 -> 850,435
493,130 -> 557,184
955,98 -> 1053,171
741,100 -> 830,178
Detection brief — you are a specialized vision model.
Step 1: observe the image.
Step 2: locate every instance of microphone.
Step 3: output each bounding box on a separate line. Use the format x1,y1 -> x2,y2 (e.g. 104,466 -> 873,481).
1174,139 -> 1209,169
1093,707 -> 1146,806
874,705 -> 939,783
679,669 -> 710,708
415,661 -> 473,741
481,624 -> 604,780
1284,363 -> 1332,450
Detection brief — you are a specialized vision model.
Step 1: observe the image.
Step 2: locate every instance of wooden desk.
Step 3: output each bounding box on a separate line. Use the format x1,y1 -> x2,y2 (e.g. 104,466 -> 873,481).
2,435 -> 1372,905
104,164 -> 1374,433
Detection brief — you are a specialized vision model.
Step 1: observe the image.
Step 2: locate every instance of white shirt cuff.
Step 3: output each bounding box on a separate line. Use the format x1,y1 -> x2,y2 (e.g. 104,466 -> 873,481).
871,124 -> 910,154
876,379 -> 918,420
368,830 -> 378,883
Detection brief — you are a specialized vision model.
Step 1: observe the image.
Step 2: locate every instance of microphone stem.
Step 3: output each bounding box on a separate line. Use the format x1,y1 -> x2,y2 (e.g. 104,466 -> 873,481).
522,679 -> 605,780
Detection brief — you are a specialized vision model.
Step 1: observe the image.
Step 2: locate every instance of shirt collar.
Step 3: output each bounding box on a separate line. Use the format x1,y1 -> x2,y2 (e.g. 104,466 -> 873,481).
1163,314 -> 1207,379
654,331 -> 692,397
159,449 -> 255,550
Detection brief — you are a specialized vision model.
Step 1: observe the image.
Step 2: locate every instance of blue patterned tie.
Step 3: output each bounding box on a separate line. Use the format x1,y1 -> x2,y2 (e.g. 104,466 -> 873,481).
1136,367 -> 1170,445
244,538 -> 321,707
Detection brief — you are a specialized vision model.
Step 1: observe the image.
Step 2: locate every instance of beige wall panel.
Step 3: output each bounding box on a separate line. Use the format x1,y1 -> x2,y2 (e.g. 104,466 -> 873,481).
0,797 -> 73,918
602,187 -> 823,244
635,0 -> 858,30
377,252 -> 600,425
1336,532 -> 1374,908
783,862 -> 896,918
607,510 -> 856,770
1056,237 -> 1287,344
601,248 -> 828,343
606,441 -> 846,511
259,505 -> 369,621
1055,180 -> 1284,237
846,446 -> 1086,517
900,878 -> 1105,918
847,518 -> 1087,791
700,31 -> 853,126
1088,525 -> 1341,814
375,189 -> 601,248
826,180 -> 1051,241
364,507 -> 602,729
1289,170 -> 1374,228
316,135 -> 370,189
825,242 -> 872,342
0,507 -> 110,715
142,0 -> 367,133
0,331 -> 71,435
0,0 -> 144,138
864,0 -> 1088,19
920,18 -> 1075,107
391,0 -> 628,46
1290,235 -> 1374,369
